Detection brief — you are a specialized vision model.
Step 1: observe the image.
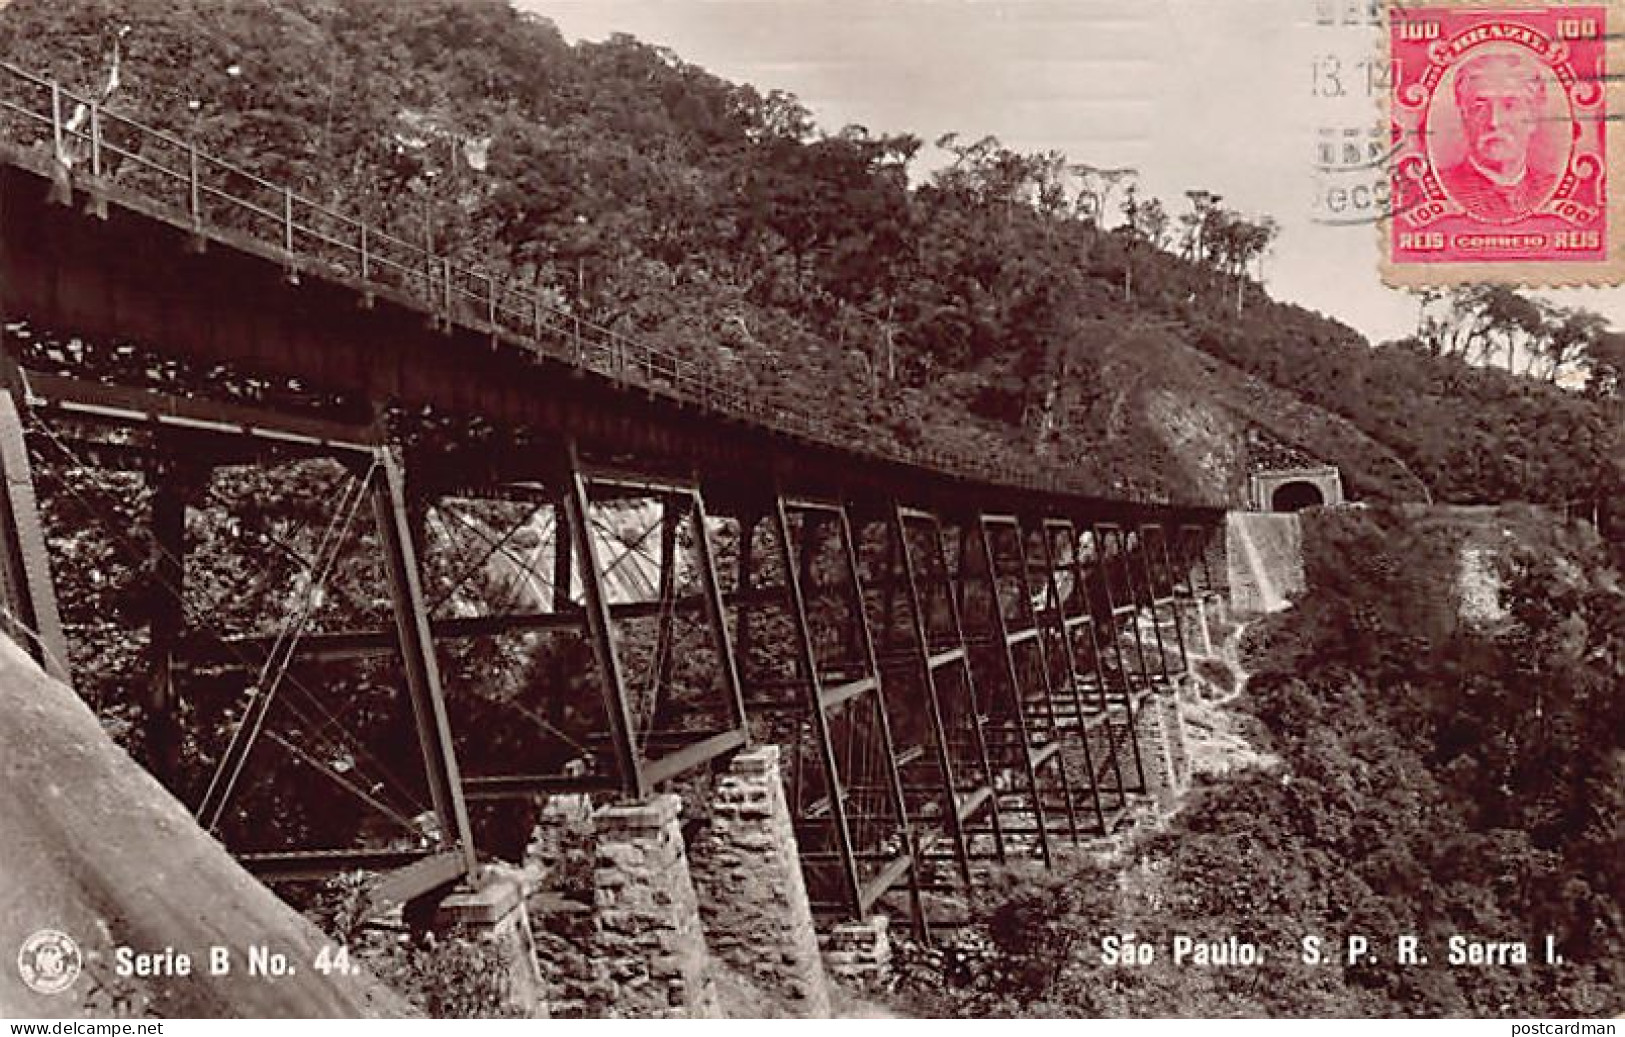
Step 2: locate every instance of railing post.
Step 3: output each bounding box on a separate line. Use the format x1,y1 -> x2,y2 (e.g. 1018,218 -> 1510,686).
531,290 -> 541,340
420,200 -> 435,302
50,82 -> 63,161
282,187 -> 295,257
359,223 -> 370,280
88,101 -> 101,178
187,141 -> 201,230
442,257 -> 453,320
487,274 -> 497,327
572,314 -> 583,364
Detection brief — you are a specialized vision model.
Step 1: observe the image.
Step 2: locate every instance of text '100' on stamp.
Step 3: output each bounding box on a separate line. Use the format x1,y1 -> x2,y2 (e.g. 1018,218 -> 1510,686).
1383,0 -> 1625,286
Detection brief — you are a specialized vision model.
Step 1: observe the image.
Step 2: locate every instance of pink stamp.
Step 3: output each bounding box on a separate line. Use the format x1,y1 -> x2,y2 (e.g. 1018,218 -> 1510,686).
1385,2 -> 1624,284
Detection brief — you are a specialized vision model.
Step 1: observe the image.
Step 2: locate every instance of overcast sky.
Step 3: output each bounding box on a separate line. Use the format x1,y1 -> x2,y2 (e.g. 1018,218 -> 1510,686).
518,0 -> 1623,344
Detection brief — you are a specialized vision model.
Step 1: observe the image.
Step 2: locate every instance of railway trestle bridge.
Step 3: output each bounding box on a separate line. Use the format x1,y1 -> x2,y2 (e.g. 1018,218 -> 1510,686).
0,59 -> 1227,953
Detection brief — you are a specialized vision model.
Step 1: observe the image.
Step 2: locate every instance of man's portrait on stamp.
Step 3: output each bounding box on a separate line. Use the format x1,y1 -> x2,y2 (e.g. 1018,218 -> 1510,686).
1431,47 -> 1567,224
1385,2 -> 1622,284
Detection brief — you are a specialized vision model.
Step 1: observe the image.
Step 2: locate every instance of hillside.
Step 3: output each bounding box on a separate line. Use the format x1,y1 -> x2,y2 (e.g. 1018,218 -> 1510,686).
895,504 -> 1624,1017
0,0 -> 1528,510
1063,317 -> 1429,503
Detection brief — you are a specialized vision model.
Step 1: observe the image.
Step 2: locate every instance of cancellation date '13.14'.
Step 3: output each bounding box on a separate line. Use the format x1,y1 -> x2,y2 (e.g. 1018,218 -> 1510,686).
1096,934 -> 1565,968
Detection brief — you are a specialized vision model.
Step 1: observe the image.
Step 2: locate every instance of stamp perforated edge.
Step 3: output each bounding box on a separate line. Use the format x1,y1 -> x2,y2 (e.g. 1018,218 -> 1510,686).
1378,0 -> 1625,288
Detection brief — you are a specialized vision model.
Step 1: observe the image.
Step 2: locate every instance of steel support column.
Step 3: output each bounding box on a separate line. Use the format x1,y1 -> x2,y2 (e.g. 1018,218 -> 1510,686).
552,499 -> 573,612
1094,524 -> 1154,690
836,503 -> 927,937
1002,517 -> 1081,846
563,438 -> 645,796
900,506 -> 1007,864
770,494 -> 863,914
649,497 -> 681,717
1127,527 -> 1174,685
689,489 -> 749,737
1145,523 -> 1191,675
734,513 -> 756,668
1083,522 -> 1149,795
145,454 -> 189,788
371,445 -> 479,879
969,515 -> 1053,866
1033,519 -> 1112,834
1045,519 -> 1130,808
889,504 -> 972,885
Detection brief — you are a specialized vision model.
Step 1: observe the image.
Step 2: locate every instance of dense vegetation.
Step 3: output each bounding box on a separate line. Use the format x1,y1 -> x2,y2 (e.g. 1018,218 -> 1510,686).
2,0 -> 1619,511
1,3 -> 1619,1018
902,507 -> 1623,1016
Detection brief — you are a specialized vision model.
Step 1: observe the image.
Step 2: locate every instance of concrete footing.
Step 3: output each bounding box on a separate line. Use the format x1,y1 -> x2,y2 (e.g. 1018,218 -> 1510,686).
689,745 -> 833,1016
1160,689 -> 1191,791
822,914 -> 892,988
592,795 -> 721,1018
1134,688 -> 1191,812
432,869 -> 548,1017
511,710 -> 1202,1018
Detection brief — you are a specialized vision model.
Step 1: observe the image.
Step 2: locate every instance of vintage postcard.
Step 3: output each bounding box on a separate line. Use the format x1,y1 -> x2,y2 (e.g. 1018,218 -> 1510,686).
0,0 -> 1620,1024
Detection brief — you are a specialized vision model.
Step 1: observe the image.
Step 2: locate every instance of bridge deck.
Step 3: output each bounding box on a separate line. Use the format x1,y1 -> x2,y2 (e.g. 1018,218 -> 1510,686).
0,59 -> 1224,936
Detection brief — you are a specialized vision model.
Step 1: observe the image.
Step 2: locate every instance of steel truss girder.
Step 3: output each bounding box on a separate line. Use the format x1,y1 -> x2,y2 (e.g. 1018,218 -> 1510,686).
1093,519 -> 1202,795
556,444 -> 750,798
1140,522 -> 1192,675
954,514 -> 1059,864
0,147 -> 1238,904
762,493 -> 925,933
13,370 -> 486,888
181,441 -> 484,884
1093,522 -> 1159,692
1076,522 -> 1146,794
370,443 -> 481,878
1033,518 -> 1126,835
1123,524 -> 1177,684
884,502 -> 1004,888
19,367 -> 375,456
2,363 -> 1228,906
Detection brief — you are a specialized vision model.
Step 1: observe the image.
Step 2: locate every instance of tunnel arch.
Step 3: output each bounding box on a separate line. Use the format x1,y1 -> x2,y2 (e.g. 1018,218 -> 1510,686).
1271,480 -> 1325,512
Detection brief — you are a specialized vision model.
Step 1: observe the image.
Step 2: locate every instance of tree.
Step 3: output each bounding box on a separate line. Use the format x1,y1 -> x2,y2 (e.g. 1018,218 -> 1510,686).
1179,189 -> 1222,262
1070,163 -> 1135,228
1584,330 -> 1625,399
1539,305 -> 1608,383
1422,285 -> 1545,373
1133,195 -> 1170,250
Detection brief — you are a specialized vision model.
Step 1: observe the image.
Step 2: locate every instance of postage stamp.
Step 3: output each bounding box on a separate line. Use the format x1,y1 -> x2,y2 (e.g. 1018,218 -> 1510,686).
1381,0 -> 1625,286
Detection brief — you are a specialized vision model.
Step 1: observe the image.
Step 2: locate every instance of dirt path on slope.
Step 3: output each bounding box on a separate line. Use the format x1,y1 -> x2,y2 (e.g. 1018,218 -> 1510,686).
1180,615 -> 1281,780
